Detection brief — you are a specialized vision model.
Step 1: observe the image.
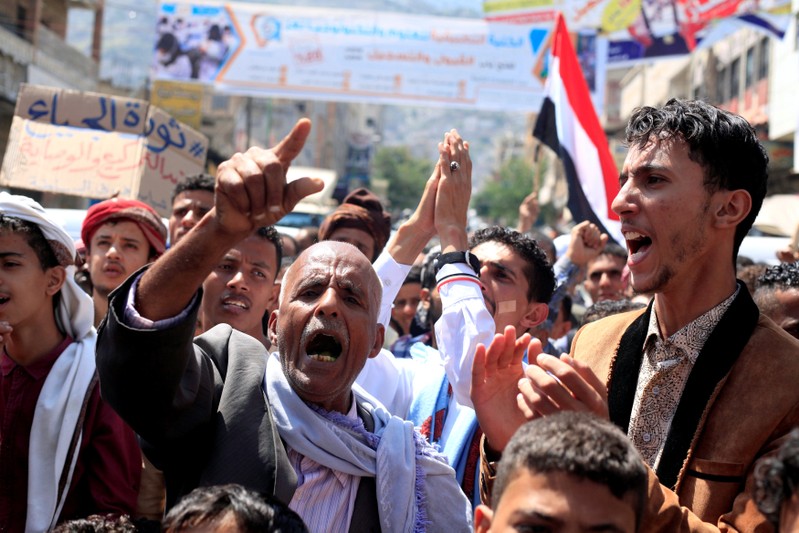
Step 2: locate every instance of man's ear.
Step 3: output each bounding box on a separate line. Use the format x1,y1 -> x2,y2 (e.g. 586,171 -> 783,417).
714,189 -> 752,229
519,301 -> 549,331
369,323 -> 385,359
267,281 -> 280,311
420,287 -> 431,303
267,310 -> 280,347
45,266 -> 67,296
474,503 -> 494,533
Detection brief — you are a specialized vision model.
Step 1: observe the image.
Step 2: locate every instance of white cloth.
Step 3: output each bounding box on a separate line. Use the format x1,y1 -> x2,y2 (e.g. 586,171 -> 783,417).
0,192 -> 97,532
356,262 -> 486,417
264,353 -> 471,533
373,251 -> 411,328
435,263 -> 494,409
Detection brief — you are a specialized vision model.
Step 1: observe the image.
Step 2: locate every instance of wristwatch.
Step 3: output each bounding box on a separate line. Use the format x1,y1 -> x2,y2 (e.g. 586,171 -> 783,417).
433,250 -> 481,277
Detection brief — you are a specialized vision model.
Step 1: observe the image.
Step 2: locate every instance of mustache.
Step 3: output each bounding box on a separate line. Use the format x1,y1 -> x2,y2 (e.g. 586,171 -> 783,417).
300,315 -> 347,343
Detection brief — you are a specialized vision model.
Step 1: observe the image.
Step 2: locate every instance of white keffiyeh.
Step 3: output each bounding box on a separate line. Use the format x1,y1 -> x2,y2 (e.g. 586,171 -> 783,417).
265,353 -> 471,532
0,192 -> 97,532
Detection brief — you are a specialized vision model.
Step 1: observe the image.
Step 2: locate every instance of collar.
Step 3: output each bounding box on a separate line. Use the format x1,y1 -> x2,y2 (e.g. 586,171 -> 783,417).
644,285 -> 740,365
1,336 -> 73,379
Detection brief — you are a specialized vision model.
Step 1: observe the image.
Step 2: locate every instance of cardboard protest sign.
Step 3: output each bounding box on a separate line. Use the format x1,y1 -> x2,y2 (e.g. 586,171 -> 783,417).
0,83 -> 208,216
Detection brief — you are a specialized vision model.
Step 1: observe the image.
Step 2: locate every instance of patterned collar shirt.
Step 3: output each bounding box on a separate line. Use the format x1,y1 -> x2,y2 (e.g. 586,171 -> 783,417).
628,285 -> 739,468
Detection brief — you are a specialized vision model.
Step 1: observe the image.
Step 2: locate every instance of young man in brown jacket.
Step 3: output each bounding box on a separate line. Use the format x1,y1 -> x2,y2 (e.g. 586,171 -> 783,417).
473,99 -> 799,532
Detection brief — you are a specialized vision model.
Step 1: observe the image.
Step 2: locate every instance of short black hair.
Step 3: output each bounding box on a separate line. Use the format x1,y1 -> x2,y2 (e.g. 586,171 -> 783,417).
596,242 -> 628,262
0,215 -> 60,270
494,412 -> 647,531
171,173 -> 215,204
255,226 -> 283,276
755,428 -> 799,527
756,262 -> 799,291
625,99 -> 768,261
404,264 -> 422,286
419,247 -> 441,291
163,484 -> 309,533
582,299 -> 647,326
469,226 -> 555,304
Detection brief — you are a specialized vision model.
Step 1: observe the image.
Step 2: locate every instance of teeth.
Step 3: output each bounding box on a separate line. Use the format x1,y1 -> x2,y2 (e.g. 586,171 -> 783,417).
308,352 -> 337,362
223,300 -> 247,309
624,231 -> 646,240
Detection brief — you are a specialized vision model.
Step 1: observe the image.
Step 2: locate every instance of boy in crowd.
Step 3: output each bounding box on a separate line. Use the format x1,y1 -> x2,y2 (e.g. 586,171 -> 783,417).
0,193 -> 140,531
80,198 -> 167,326
474,412 -> 647,533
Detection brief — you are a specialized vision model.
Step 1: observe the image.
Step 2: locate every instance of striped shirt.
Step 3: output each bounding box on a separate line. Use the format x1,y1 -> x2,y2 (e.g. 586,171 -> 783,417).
286,396 -> 361,533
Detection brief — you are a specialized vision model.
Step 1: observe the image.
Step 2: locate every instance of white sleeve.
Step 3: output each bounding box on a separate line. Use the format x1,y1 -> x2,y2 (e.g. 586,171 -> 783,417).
355,348 -> 417,417
435,263 -> 495,409
373,251 -> 412,328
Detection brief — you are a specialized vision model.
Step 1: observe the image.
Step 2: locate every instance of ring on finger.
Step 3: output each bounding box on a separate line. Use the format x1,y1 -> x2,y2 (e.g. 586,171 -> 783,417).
450,161 -> 460,172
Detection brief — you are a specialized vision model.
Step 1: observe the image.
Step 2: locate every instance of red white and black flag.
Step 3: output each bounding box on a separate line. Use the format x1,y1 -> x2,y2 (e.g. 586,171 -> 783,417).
533,14 -> 623,245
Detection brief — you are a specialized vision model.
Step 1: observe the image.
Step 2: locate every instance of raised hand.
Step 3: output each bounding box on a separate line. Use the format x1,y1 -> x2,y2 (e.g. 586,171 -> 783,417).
516,191 -> 540,233
214,119 -> 323,237
564,220 -> 609,267
435,129 -> 472,252
471,325 -> 541,452
517,352 -> 609,420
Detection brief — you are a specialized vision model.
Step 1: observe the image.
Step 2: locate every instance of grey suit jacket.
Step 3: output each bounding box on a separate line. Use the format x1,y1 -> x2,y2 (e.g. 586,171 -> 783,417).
96,272 -> 297,509
96,273 -> 382,530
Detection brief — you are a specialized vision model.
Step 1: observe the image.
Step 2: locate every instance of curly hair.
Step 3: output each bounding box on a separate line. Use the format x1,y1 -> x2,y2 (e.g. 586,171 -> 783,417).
626,99 -> 768,261
468,226 -> 555,304
754,262 -> 799,317
756,262 -> 799,290
755,428 -> 799,526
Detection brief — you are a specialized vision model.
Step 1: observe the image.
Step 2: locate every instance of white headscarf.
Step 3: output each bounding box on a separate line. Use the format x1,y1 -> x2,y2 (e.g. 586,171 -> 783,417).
0,192 -> 97,532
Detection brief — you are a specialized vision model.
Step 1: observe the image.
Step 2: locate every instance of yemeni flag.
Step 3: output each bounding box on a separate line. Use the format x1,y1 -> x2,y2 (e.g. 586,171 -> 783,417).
533,14 -> 622,245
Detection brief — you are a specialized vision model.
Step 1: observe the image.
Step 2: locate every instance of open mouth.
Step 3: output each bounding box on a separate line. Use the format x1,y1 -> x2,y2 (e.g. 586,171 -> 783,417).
222,298 -> 248,310
625,231 -> 652,260
306,333 -> 343,363
0,296 -> 8,305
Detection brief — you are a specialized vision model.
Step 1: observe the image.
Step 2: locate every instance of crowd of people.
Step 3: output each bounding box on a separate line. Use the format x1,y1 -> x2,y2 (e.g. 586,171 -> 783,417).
1,98 -> 799,532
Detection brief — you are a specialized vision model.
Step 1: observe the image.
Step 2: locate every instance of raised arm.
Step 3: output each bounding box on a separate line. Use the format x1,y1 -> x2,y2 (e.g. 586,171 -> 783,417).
136,119 -> 322,321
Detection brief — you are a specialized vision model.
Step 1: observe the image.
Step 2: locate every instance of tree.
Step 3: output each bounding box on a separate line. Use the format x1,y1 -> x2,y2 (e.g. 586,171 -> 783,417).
371,146 -> 433,212
474,157 -> 545,227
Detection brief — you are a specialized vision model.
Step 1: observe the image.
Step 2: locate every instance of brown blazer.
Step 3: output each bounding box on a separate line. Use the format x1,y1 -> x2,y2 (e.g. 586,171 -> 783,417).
571,288 -> 799,532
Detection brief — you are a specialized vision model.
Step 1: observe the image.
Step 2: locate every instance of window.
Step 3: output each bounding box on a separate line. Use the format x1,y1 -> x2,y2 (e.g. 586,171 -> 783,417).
717,65 -> 729,103
745,47 -> 755,88
758,38 -> 769,80
730,57 -> 741,99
